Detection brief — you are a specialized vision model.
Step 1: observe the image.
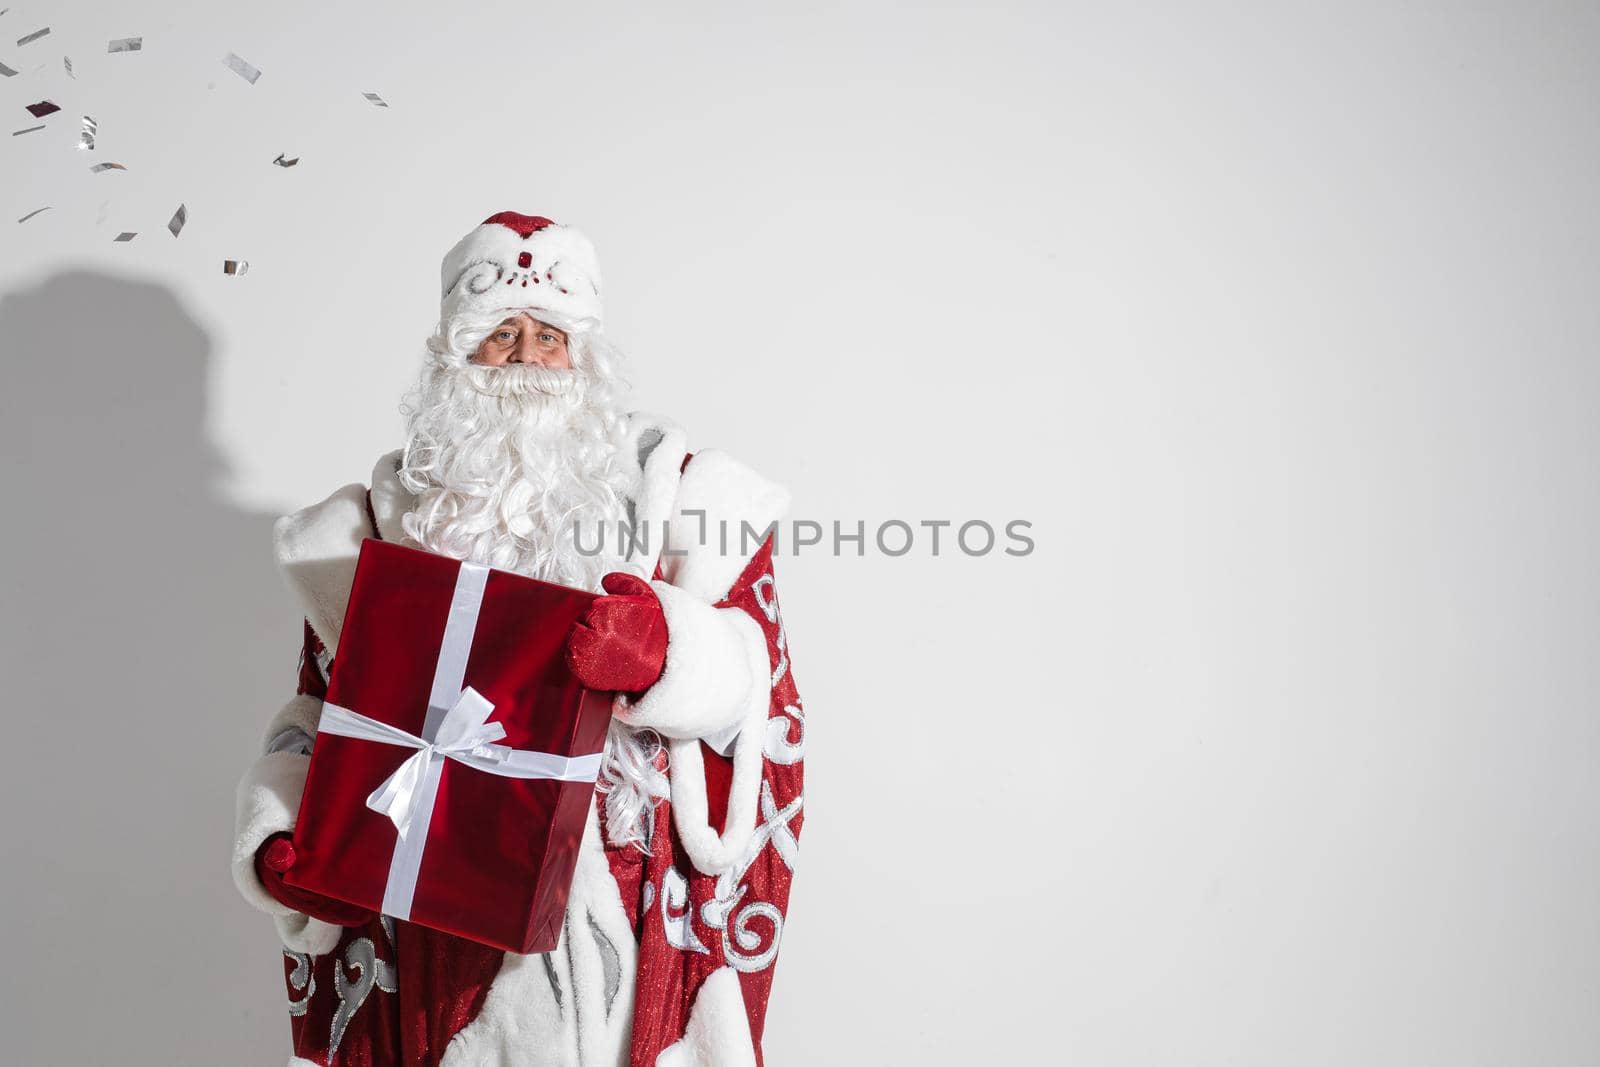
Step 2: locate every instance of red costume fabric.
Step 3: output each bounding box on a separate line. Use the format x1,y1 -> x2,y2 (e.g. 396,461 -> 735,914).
269,533 -> 802,1065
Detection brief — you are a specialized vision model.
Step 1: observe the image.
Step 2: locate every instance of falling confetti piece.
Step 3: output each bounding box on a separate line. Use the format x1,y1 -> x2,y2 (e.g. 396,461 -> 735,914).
12,124 -> 43,135
107,37 -> 141,53
223,52 -> 260,84
62,55 -> 72,77
168,204 -> 186,237
90,161 -> 127,173
113,232 -> 137,242
16,26 -> 47,46
17,207 -> 50,223
272,152 -> 299,167
0,61 -> 14,77
25,99 -> 59,118
223,260 -> 249,276
362,91 -> 388,108
78,114 -> 96,150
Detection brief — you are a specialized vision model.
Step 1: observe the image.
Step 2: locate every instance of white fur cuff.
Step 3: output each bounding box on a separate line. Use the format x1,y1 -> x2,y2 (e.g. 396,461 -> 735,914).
232,749 -> 310,917
273,911 -> 344,956
614,581 -> 768,741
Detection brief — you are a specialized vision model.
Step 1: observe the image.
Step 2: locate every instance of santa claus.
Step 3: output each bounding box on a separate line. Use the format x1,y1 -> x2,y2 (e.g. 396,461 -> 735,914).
231,213 -> 805,1066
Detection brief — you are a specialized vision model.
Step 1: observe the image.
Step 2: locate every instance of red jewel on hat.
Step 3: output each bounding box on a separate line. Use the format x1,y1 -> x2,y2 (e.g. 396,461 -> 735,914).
517,251 -> 533,268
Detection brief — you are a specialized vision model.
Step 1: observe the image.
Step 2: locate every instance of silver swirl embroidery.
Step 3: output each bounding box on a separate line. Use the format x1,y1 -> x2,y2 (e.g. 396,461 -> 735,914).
284,950 -> 314,1017
588,914 -> 622,1018
661,866 -> 709,955
723,899 -> 783,974
697,782 -> 802,975
542,257 -> 598,297
541,952 -> 564,1009
751,573 -> 789,688
700,878 -> 742,933
704,781 -> 802,931
764,703 -> 805,765
445,258 -> 504,298
329,937 -> 396,1056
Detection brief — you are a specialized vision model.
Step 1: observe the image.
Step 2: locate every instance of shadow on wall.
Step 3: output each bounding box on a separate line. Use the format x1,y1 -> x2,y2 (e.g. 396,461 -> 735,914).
0,271 -> 299,1063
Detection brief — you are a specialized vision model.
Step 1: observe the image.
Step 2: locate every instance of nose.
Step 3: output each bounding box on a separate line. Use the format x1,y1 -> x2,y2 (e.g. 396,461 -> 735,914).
508,330 -> 544,366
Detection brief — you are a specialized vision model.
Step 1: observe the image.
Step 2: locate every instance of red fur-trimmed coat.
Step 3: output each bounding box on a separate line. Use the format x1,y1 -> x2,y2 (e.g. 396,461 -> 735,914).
231,415 -> 804,1066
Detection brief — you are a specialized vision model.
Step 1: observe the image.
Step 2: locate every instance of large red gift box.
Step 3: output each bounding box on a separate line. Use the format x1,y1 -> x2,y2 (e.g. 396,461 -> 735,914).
285,539 -> 613,954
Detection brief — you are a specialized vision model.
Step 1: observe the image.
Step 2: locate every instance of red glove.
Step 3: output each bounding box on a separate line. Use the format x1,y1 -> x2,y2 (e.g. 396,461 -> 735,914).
254,832 -> 377,927
565,572 -> 669,693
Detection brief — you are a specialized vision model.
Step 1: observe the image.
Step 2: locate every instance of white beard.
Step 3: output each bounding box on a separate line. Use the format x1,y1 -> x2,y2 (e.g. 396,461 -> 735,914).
398,361 -> 629,591
397,330 -> 664,852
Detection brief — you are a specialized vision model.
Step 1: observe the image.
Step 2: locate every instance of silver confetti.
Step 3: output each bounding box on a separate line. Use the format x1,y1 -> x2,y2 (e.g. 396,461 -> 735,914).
77,115 -> 96,150
168,203 -> 186,237
62,55 -> 72,77
16,26 -> 47,46
17,207 -> 50,223
108,37 -> 142,53
223,52 -> 260,84
272,152 -> 299,167
12,124 -> 43,136
362,91 -> 388,108
0,61 -> 14,77
113,232 -> 137,242
223,260 -> 249,276
90,162 -> 127,173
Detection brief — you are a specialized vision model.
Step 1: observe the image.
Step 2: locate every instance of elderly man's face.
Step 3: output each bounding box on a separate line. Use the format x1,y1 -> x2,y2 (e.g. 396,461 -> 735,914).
472,312 -> 571,369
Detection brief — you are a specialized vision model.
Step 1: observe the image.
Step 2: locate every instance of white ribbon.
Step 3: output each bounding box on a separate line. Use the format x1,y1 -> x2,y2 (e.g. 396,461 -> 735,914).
316,559 -> 603,919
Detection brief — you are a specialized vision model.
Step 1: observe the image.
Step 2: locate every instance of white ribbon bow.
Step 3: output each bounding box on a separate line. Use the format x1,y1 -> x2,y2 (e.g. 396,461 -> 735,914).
319,691 -> 603,917
330,686 -> 509,838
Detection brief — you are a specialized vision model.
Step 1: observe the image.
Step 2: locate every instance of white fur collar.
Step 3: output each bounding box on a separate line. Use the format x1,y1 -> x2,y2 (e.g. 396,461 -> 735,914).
368,449 -> 412,545
271,481 -> 374,654
615,412 -> 689,580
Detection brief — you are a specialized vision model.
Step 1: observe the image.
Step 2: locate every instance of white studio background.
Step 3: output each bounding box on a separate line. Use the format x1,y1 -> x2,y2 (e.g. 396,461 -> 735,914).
2,2 -> 1597,1064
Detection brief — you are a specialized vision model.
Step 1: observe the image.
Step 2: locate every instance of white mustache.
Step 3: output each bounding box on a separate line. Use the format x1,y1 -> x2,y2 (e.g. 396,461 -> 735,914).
463,362 -> 579,398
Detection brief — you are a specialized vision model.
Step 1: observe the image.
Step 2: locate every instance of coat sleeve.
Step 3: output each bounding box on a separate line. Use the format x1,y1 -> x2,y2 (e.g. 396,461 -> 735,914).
230,622 -> 343,956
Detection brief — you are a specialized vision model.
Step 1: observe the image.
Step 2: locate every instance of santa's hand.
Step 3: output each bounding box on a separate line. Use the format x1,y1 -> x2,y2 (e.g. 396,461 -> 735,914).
254,833 -> 377,927
565,572 -> 669,693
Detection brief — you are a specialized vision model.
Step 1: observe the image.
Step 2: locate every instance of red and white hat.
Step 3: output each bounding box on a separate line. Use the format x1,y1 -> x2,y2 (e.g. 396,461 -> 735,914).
440,212 -> 603,331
